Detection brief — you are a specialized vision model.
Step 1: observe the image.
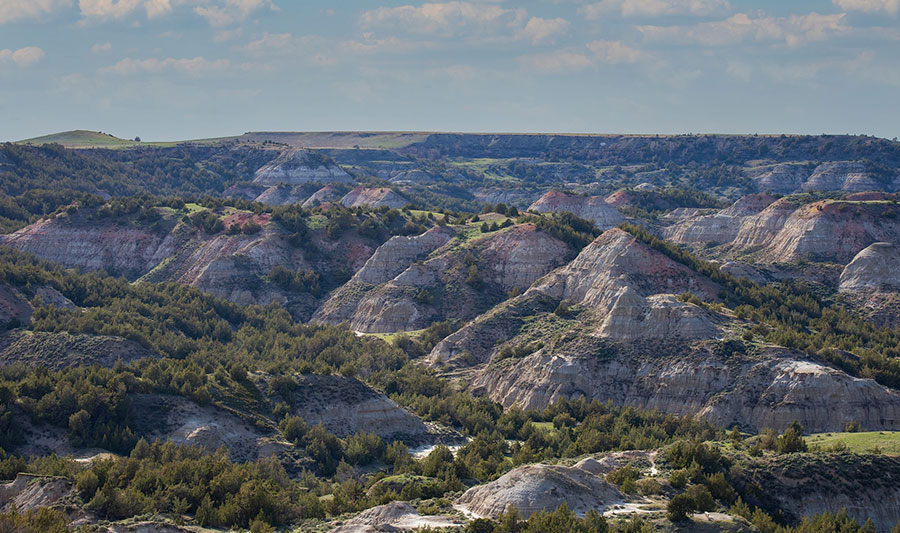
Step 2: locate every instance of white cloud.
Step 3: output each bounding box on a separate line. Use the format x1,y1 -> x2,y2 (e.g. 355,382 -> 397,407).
579,0 -> 731,19
91,42 -> 113,53
78,0 -> 275,25
195,0 -> 276,28
99,56 -> 248,76
0,0 -> 72,24
638,12 -> 848,47
78,0 -> 142,20
586,40 -> 646,63
834,0 -> 899,15
144,0 -> 172,18
0,47 -> 46,66
360,2 -> 527,38
519,40 -> 646,73
518,17 -> 570,44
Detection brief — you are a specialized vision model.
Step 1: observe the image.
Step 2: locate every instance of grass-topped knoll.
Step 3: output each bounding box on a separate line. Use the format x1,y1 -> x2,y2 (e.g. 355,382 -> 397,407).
16,130 -> 140,149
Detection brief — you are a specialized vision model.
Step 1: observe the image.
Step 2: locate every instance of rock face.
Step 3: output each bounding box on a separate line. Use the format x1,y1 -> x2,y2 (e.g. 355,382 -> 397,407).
341,187 -> 409,209
254,183 -> 320,206
456,463 -> 625,519
301,184 -> 346,207
472,344 -> 900,433
0,208 -> 381,321
532,228 -> 719,308
664,193 -> 778,246
733,454 -> 900,532
761,200 -> 900,264
332,502 -> 462,532
0,474 -> 73,513
253,148 -> 353,185
430,228 -> 721,368
317,224 -> 572,334
747,161 -> 893,194
0,330 -> 156,370
839,243 -> 900,328
802,162 -> 880,192
668,197 -> 900,264
528,191 -> 625,229
748,163 -> 810,194
279,375 -> 428,441
354,227 -> 456,285
840,242 -> 900,292
0,216 -> 175,279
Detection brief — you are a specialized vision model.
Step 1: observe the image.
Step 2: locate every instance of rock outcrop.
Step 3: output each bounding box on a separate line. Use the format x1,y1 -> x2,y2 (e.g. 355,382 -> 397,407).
668,196 -> 900,264
332,502 -> 462,532
317,224 -> 572,334
0,474 -> 73,513
341,187 -> 409,209
528,191 -> 625,229
456,463 -> 625,519
0,215 -> 175,279
840,242 -> 900,292
430,228 -> 721,367
802,162 -> 880,193
747,161 -> 893,194
253,148 -> 353,186
301,184 -> 346,207
254,183 -> 320,205
472,343 -> 900,433
747,163 -> 810,194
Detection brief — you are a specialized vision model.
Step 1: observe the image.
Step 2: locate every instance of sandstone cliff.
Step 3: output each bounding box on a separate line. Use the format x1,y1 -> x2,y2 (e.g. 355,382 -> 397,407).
528,191 -> 625,229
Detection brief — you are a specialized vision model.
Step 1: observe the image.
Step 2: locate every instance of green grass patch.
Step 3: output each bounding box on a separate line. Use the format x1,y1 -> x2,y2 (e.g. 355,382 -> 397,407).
806,431 -> 900,454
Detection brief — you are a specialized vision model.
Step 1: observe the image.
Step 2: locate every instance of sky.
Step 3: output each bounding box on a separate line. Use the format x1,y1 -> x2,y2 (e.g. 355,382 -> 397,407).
1,0 -> 899,141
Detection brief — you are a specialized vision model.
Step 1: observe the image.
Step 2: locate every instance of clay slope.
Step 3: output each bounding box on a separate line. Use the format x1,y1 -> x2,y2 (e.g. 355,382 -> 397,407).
472,342 -> 900,433
0,213 -> 177,279
341,187 -> 409,209
747,161 -> 898,194
456,463 -> 625,519
528,191 -> 624,229
316,224 -> 572,334
663,194 -> 778,246
0,208 -> 380,320
430,229 -> 900,433
253,148 -> 354,186
429,228 -> 722,367
667,196 -> 900,264
839,243 -> 900,328
302,184 -> 345,207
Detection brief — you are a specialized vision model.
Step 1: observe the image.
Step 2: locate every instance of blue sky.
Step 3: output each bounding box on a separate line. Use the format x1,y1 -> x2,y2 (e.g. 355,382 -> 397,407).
1,0 -> 899,141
